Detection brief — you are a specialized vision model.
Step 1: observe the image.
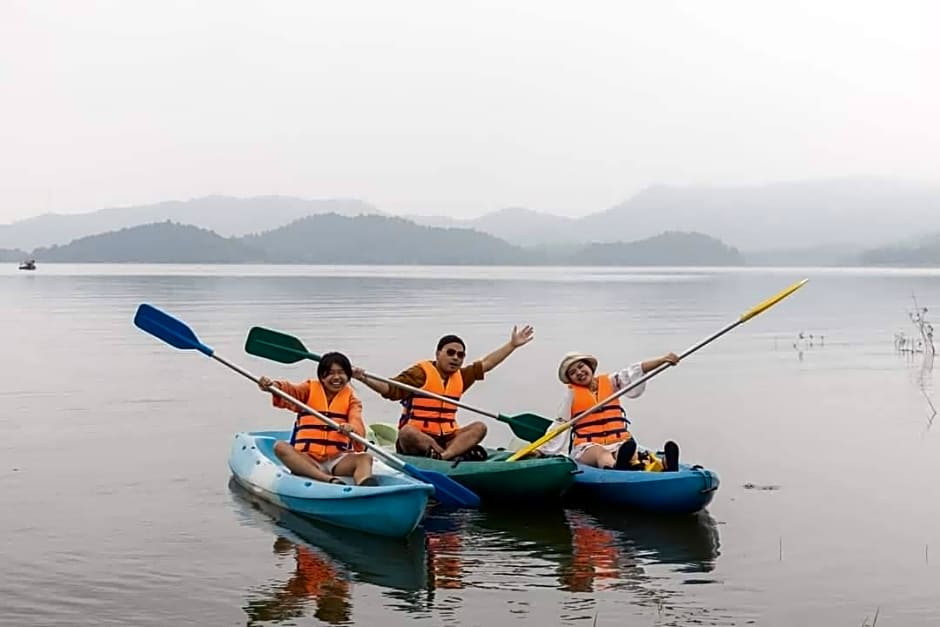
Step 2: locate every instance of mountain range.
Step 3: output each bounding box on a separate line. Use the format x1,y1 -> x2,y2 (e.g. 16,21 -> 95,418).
30,218 -> 745,266
0,196 -> 380,251
3,177 -> 939,265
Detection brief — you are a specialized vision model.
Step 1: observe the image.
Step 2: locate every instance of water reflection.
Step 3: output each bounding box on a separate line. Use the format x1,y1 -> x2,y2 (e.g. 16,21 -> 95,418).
230,479 -> 721,624
583,507 -> 719,572
559,508 -> 720,591
229,479 -> 428,624
244,537 -> 352,625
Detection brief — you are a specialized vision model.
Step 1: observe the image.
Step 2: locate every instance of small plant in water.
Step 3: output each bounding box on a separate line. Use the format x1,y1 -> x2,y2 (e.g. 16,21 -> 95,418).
860,606 -> 880,626
908,294 -> 936,356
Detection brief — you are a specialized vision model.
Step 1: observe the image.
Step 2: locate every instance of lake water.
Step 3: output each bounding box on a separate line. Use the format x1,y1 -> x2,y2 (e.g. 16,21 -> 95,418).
2,264 -> 939,626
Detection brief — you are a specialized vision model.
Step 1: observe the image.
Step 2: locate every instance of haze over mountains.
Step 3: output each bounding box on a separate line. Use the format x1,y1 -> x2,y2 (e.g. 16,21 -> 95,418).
0,196 -> 381,251
408,178 -> 940,251
3,177 -> 939,265
31,218 -> 745,266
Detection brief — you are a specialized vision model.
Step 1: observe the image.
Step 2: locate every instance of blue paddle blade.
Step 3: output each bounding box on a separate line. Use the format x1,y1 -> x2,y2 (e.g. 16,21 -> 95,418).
134,304 -> 214,356
403,463 -> 481,508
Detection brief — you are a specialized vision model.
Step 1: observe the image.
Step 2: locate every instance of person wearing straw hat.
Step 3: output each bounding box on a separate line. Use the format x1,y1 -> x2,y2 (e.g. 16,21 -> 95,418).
538,351 -> 681,471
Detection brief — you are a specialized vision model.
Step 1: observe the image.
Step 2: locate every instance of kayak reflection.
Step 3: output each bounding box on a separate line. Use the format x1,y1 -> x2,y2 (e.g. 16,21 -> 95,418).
230,478 -> 429,625
230,478 -> 721,623
560,507 -> 720,593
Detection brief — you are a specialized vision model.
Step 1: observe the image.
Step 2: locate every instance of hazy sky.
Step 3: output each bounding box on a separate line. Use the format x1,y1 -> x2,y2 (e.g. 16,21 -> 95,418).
2,0 -> 938,223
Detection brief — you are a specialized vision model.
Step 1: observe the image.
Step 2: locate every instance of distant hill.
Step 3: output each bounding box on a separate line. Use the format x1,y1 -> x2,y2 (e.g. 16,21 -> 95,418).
578,178 -> 940,250
743,243 -> 864,266
0,196 -> 381,250
0,248 -> 29,262
859,234 -> 940,266
410,207 -> 577,246
569,231 -> 744,266
242,213 -> 534,265
33,222 -> 266,262
409,178 -> 940,251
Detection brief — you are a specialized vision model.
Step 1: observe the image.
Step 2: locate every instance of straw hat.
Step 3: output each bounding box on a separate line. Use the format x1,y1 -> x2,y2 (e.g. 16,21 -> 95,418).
558,352 -> 598,384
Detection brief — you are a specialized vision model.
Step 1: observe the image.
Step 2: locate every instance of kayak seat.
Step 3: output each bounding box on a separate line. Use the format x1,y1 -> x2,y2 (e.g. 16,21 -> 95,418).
253,435 -> 280,464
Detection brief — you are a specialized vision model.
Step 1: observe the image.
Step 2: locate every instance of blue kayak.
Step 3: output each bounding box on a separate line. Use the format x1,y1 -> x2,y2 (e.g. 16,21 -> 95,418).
568,461 -> 720,514
228,430 -> 434,538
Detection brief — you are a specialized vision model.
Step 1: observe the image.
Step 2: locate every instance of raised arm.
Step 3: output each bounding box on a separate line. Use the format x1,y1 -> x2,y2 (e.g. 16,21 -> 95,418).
608,352 -> 680,399
640,352 -> 680,373
480,325 -> 535,373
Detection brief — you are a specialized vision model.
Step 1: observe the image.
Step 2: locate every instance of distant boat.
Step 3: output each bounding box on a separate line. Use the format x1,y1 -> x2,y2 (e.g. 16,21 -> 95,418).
18,259 -> 36,271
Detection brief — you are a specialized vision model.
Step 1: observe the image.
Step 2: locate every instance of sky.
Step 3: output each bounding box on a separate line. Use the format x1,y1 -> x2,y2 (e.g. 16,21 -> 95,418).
1,0 -> 938,223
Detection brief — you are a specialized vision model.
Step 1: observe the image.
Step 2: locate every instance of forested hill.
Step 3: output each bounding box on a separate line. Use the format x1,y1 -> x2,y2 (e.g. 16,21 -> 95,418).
242,214 -> 532,264
565,231 -> 743,265
32,222 -> 266,263
859,235 -> 940,266
22,215 -> 746,266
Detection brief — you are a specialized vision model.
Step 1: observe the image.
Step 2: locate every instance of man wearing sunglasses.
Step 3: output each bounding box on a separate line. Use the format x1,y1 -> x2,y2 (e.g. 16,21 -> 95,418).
353,326 -> 534,461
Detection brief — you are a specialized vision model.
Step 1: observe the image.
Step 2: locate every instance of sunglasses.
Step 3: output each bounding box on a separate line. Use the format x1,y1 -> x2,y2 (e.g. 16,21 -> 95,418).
445,348 -> 466,358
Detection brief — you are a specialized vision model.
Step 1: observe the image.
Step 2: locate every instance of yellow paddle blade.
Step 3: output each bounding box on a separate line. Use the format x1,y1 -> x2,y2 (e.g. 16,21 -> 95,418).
739,278 -> 808,322
506,424 -> 568,461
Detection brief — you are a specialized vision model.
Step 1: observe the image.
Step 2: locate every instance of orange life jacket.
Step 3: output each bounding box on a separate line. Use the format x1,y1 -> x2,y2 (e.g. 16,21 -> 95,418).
570,375 -> 632,448
290,382 -> 354,462
398,361 -> 462,436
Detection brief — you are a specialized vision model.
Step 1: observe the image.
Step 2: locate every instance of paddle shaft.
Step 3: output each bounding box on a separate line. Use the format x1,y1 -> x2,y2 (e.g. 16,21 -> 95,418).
358,369 -> 501,419
507,278 -> 808,461
209,353 -> 415,476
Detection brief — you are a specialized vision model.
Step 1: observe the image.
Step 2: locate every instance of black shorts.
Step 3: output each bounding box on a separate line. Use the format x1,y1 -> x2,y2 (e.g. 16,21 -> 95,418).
396,431 -> 455,455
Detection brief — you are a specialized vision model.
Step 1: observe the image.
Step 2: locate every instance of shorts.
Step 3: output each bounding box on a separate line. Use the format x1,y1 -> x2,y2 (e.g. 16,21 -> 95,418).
571,440 -> 631,463
306,451 -> 353,474
396,431 -> 456,455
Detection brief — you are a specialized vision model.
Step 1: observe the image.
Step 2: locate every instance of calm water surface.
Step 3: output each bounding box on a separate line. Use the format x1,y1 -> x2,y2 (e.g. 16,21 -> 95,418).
2,264 -> 939,626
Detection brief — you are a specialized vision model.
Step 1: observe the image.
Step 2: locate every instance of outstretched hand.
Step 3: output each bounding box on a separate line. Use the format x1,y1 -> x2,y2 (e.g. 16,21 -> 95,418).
662,352 -> 680,365
258,376 -> 278,391
510,324 -> 535,348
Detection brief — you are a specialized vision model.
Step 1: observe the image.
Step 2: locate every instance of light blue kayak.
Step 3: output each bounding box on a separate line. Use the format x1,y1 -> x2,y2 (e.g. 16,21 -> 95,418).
228,430 -> 434,538
568,461 -> 720,514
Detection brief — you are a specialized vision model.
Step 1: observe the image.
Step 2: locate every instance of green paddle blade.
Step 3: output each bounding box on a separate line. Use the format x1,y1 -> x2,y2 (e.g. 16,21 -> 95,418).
245,326 -> 320,364
370,423 -> 399,447
499,412 -> 553,443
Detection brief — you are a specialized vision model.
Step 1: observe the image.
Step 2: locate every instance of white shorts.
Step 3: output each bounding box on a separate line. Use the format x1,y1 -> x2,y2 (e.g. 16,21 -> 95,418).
309,451 -> 354,474
571,441 -> 628,463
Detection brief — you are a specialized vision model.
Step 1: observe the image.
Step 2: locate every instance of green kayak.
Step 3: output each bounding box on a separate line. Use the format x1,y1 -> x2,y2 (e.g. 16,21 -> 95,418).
369,423 -> 577,504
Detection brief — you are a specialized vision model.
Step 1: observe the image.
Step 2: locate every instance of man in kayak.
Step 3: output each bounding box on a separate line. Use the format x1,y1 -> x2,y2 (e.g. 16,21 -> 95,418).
538,351 -> 682,471
353,326 -> 535,461
258,351 -> 377,486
